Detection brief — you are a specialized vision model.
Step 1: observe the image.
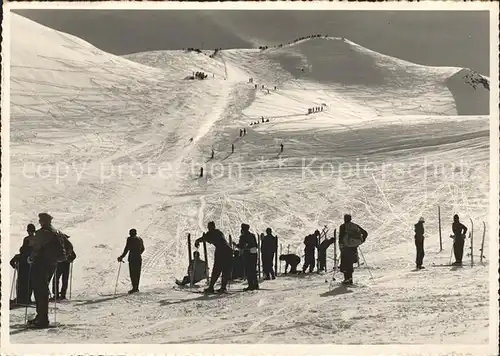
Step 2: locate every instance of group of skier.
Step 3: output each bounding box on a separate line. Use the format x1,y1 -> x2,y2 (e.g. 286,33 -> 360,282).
9,209 -> 474,329
414,213 -> 469,269
173,213 -> 369,292
9,213 -> 76,329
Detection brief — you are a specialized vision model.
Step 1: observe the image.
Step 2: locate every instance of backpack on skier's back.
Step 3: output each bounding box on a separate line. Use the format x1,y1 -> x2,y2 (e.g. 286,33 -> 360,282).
344,222 -> 364,248
52,229 -> 73,263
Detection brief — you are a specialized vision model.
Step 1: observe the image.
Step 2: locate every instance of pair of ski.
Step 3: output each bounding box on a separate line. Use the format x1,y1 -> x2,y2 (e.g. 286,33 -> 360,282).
10,322 -> 63,334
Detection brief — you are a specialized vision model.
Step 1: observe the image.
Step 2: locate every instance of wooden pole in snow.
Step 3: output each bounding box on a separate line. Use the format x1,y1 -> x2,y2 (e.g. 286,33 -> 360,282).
438,206 -> 443,252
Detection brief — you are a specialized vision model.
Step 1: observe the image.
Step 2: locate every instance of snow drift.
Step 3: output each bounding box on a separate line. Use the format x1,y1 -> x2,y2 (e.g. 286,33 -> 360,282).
7,14 -> 492,347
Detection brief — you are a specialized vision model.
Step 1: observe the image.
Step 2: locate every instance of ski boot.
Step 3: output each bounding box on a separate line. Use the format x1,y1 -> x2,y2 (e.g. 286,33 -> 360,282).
128,289 -> 139,294
216,288 -> 228,294
203,287 -> 215,294
341,278 -> 353,285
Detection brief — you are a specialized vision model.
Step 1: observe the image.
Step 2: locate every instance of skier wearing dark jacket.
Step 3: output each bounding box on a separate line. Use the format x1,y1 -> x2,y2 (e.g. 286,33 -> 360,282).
234,223 -> 259,291
302,231 -> 319,273
261,228 -> 277,280
414,217 -> 425,269
451,214 -> 468,265
279,254 -> 301,274
117,229 -> 145,294
318,237 -> 335,272
28,213 -> 68,328
10,224 -> 36,306
339,214 -> 368,285
195,221 -> 232,293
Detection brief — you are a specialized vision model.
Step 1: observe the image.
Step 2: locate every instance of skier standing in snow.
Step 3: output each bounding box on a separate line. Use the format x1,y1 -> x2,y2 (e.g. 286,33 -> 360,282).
414,217 -> 425,269
279,253 -> 301,274
231,144 -> 234,154
261,228 -> 277,280
51,235 -> 76,301
280,143 -> 284,153
302,231 -> 319,273
28,213 -> 70,328
451,214 -> 468,266
175,251 -> 208,286
234,223 -> 259,291
318,236 -> 336,272
117,228 -> 145,294
194,221 -> 232,293
338,214 -> 368,285
10,223 -> 36,306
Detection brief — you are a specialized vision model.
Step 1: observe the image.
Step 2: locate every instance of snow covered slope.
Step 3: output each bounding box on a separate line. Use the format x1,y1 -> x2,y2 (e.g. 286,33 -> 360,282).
8,14 -> 492,347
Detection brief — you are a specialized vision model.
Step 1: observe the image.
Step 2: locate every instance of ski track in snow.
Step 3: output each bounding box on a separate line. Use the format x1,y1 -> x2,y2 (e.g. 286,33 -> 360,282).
8,14 -> 492,346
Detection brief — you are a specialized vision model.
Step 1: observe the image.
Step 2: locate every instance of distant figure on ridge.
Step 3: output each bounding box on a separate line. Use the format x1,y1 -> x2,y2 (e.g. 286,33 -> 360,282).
200,167 -> 204,178
280,143 -> 284,153
231,144 -> 235,153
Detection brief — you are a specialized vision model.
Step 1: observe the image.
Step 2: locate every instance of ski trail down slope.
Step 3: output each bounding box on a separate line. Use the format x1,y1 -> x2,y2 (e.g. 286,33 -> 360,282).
8,14 -> 492,348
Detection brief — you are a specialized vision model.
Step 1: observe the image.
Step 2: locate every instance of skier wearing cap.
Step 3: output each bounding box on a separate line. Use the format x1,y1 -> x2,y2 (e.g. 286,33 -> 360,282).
117,228 -> 145,294
234,223 -> 259,291
10,223 -> 36,306
194,221 -> 232,294
414,217 -> 425,269
28,213 -> 69,328
338,214 -> 368,285
451,214 -> 468,266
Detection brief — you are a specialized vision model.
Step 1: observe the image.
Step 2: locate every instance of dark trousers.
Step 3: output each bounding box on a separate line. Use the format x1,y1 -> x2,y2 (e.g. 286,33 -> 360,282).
286,263 -> 299,274
52,262 -> 70,298
318,251 -> 326,271
302,251 -> 315,273
415,237 -> 425,267
129,259 -> 142,290
262,252 -> 275,278
243,253 -> 259,289
17,263 -> 33,304
210,249 -> 232,290
340,247 -> 357,280
453,236 -> 465,263
32,263 -> 56,323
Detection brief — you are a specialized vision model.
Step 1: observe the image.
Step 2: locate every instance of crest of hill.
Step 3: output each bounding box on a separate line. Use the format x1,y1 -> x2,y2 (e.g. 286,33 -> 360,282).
257,35 -> 490,115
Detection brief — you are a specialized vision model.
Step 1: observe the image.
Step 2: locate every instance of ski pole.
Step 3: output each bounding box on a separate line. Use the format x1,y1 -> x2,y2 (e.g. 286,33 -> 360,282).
25,264 -> 32,325
54,265 -> 58,325
114,261 -> 123,296
358,247 -> 373,279
69,262 -> 73,300
190,248 -> 198,288
329,252 -> 339,290
10,265 -> 18,302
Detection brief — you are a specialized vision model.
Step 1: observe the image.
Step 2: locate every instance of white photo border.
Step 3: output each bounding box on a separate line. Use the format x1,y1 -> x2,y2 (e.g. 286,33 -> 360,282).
1,1 -> 498,355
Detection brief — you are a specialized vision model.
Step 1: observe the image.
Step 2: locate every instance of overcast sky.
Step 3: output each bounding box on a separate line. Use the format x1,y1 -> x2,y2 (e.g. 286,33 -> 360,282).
14,10 -> 490,75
